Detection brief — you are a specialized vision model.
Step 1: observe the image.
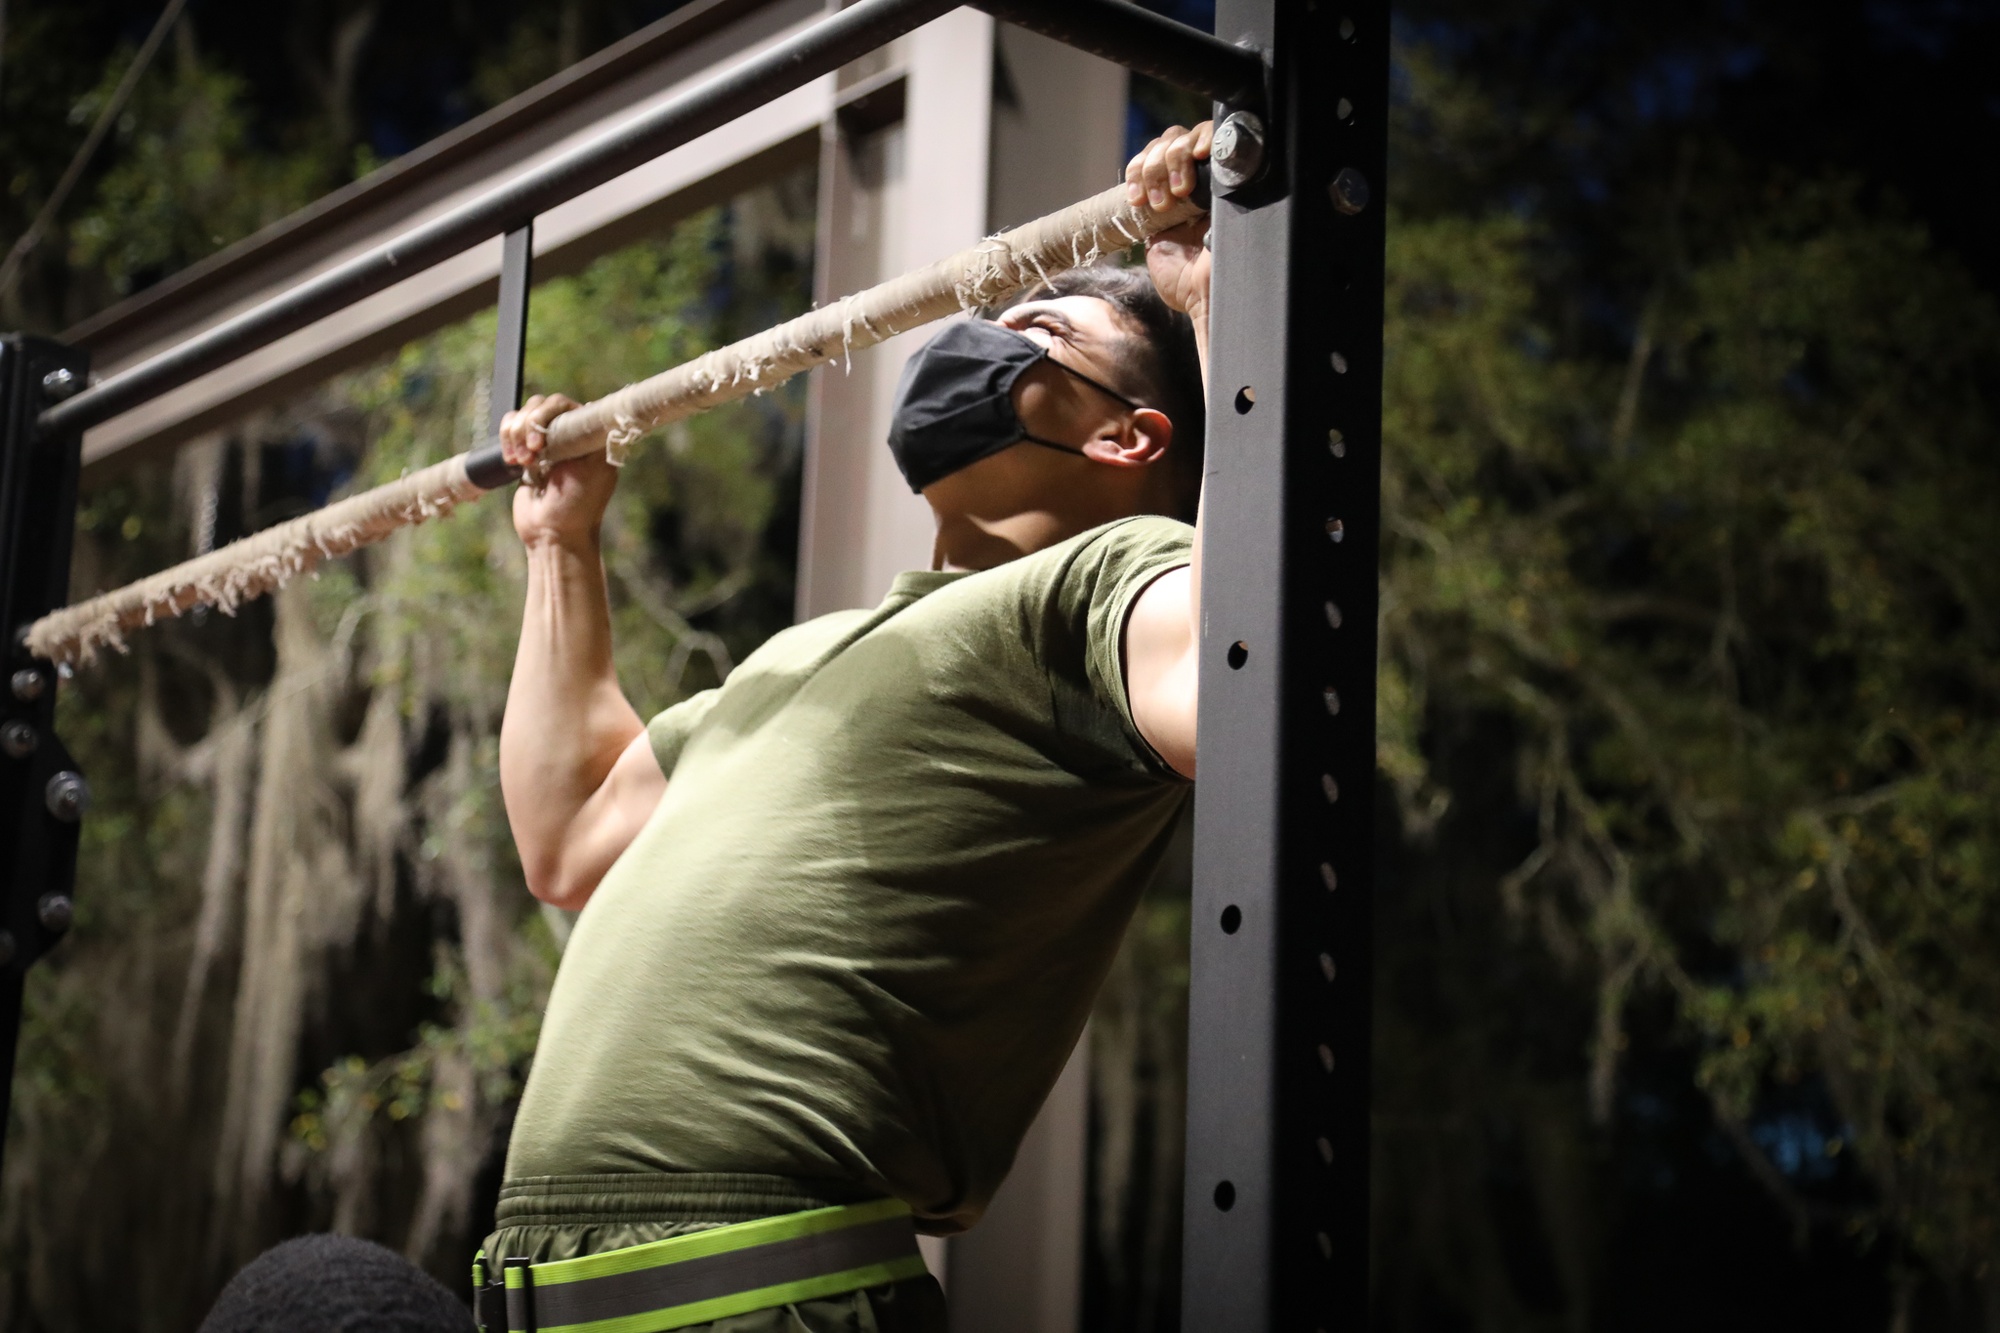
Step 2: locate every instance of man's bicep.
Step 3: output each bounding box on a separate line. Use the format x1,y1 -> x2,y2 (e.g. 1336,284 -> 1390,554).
600,728 -> 668,827
549,731 -> 667,911
1122,565 -> 1198,779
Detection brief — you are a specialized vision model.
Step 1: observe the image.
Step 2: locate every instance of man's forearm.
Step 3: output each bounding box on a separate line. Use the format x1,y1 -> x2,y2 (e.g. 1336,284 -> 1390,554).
500,533 -> 645,897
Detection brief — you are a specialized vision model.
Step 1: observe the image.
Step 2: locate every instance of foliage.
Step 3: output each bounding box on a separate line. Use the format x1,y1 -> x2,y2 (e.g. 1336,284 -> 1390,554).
0,6 -> 812,1326
3,178 -> 811,1331
1374,177 -> 2000,1319
66,36 -> 329,298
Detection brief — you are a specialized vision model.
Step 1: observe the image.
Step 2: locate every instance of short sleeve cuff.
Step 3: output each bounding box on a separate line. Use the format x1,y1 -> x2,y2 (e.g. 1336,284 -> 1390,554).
647,689 -> 721,778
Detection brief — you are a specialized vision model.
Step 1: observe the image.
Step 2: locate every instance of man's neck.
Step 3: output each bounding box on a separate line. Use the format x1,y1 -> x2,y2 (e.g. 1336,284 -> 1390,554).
931,509 -> 1098,571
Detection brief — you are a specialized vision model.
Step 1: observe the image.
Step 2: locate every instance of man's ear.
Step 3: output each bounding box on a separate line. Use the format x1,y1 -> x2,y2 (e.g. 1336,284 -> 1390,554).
1085,408 -> 1174,468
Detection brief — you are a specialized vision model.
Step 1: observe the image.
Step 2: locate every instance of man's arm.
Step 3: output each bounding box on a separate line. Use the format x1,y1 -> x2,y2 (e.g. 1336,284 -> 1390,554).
1123,123 -> 1212,780
497,393 -> 667,911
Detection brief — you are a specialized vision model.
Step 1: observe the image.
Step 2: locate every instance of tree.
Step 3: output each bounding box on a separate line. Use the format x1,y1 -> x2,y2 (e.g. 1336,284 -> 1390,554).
0,8 -> 815,1324
1370,33 -> 2000,1328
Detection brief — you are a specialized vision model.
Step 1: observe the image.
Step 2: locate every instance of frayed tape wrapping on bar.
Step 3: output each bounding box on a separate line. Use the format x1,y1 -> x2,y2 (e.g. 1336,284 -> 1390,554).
28,183 -> 1202,668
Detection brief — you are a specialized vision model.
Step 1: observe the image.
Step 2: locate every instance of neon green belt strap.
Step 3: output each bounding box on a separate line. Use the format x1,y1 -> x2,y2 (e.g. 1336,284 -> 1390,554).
471,1197 -> 926,1333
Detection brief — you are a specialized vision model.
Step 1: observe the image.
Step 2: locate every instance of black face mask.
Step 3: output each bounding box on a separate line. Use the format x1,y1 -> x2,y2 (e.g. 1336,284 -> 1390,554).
886,319 -> 1146,493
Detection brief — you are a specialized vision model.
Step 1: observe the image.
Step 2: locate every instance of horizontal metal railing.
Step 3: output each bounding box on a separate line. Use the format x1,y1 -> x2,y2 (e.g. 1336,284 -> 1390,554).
37,0 -> 1260,441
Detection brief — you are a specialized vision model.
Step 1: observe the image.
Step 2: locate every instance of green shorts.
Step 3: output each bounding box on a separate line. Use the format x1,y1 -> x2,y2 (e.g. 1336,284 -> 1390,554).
480,1172 -> 946,1333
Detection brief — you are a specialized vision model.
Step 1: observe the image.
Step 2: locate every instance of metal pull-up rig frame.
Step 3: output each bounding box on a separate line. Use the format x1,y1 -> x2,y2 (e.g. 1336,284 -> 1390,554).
0,0 -> 1385,1325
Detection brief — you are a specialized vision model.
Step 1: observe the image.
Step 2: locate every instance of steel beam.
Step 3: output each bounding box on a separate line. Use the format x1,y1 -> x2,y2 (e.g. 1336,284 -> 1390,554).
39,0 -> 961,440
61,0 -> 791,363
491,223 -> 536,438
465,223 -> 539,490
40,0 -> 1251,447
0,335 -> 90,1179
965,0 -> 1262,106
1183,0 -> 1387,1327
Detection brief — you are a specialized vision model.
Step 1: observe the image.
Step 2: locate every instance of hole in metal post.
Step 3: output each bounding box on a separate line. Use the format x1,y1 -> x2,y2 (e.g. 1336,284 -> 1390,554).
1328,429 -> 1346,457
1330,168 -> 1372,215
1226,641 -> 1249,670
1330,351 -> 1349,374
1220,904 -> 1242,934
1233,386 -> 1256,414
1214,1180 -> 1237,1211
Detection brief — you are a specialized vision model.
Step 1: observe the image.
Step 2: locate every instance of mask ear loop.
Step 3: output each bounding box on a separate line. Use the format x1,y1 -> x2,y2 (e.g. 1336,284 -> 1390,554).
1013,352 -> 1152,458
1015,433 -> 1091,458
1046,357 -> 1148,414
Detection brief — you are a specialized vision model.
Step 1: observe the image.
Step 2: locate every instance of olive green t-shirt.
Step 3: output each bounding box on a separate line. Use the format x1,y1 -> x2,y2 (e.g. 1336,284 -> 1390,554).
506,516 -> 1193,1234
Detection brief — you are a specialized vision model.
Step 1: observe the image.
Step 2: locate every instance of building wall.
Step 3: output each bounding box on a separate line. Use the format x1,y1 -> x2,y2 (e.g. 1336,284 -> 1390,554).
795,13 -> 1128,620
792,14 -> 1129,1329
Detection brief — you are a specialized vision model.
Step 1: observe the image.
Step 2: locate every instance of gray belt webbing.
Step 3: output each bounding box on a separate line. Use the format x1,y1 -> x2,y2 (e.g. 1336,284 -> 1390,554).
473,1198 -> 925,1333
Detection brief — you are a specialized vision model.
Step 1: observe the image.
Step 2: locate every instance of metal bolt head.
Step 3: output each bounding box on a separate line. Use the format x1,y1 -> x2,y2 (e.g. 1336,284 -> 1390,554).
10,668 -> 44,702
1,719 -> 35,759
37,893 -> 73,934
1209,111 -> 1267,191
40,367 -> 80,402
45,770 -> 89,822
1330,167 -> 1372,215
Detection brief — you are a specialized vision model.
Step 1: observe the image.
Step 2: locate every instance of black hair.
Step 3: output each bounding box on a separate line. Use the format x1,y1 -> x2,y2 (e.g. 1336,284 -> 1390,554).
198,1234 -> 477,1333
1016,265 -> 1205,520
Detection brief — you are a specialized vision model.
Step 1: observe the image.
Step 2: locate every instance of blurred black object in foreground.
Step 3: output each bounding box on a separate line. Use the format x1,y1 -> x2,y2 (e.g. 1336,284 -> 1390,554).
198,1234 -> 475,1333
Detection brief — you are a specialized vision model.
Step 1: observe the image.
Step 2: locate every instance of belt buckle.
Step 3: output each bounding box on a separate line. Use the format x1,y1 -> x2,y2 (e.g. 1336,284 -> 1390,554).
476,1279 -> 503,1332
502,1256 -> 537,1333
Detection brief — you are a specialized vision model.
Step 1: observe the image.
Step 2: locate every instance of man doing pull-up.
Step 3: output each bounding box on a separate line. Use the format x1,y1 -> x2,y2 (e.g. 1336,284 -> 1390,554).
480,122 -> 1215,1333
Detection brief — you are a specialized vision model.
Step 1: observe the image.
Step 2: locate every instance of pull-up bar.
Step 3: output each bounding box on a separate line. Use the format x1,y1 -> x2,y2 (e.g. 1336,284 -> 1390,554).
25,181 -> 1206,667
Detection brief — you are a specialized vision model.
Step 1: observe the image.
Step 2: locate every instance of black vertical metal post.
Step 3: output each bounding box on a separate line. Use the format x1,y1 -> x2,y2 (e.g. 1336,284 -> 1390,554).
0,335 -> 91,1178
1183,0 -> 1388,1327
491,223 -> 535,438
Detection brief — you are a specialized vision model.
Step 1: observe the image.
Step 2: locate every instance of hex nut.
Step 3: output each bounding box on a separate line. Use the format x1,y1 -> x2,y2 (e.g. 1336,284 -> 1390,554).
45,770 -> 89,822
37,894 -> 73,934
1210,111 -> 1267,191
1,720 -> 35,759
9,669 -> 44,702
